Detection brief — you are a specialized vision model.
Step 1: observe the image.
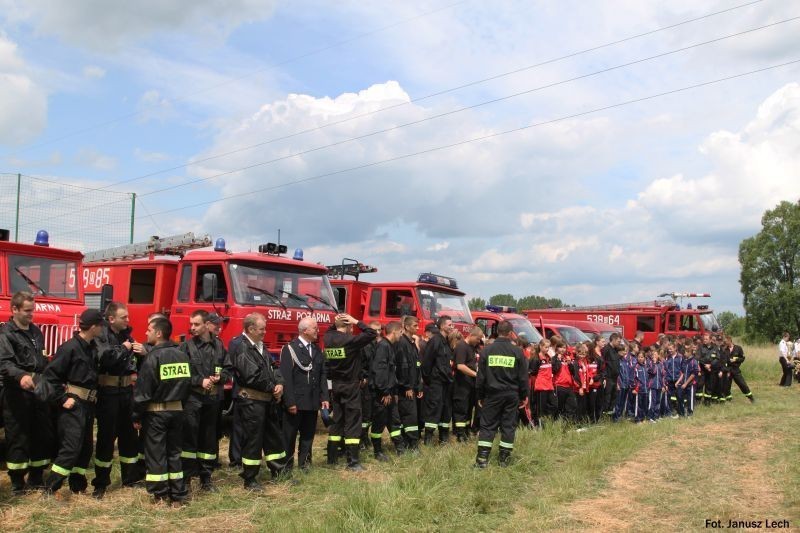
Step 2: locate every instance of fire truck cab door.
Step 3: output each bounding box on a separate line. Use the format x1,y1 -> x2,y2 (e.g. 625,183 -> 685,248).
365,288 -> 382,322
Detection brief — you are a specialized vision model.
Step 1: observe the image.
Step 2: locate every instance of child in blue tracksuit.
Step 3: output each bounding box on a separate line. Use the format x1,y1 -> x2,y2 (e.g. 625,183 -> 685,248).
662,344 -> 683,418
647,348 -> 666,422
613,343 -> 636,422
676,344 -> 700,417
631,352 -> 649,423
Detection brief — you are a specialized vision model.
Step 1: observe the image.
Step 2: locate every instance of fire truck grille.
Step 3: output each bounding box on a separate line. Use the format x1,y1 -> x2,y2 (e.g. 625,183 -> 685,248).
39,323 -> 79,358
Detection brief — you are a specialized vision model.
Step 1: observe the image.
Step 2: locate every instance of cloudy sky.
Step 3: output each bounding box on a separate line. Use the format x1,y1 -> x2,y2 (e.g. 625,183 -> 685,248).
1,0 -> 799,313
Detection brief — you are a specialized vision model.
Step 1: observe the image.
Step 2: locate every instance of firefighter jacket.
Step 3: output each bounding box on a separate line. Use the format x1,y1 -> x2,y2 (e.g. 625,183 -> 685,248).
395,334 -> 422,393
476,337 -> 528,402
454,340 -> 478,382
530,353 -> 554,391
0,320 -> 47,389
723,345 -> 745,369
96,322 -> 136,378
369,340 -> 397,397
228,336 -> 284,395
552,355 -> 580,389
40,332 -> 99,405
678,357 -> 700,385
361,340 -> 378,382
133,342 -> 191,418
632,362 -> 648,393
421,331 -> 454,385
322,321 -> 377,383
647,360 -> 666,390
616,354 -> 635,389
279,337 -> 328,411
698,343 -> 720,370
663,354 -> 683,383
181,334 -> 230,403
718,345 -> 731,372
602,343 -> 621,379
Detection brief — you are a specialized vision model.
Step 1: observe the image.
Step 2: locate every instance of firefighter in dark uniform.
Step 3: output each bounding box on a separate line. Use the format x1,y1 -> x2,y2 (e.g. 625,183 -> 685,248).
359,321 -> 382,450
698,332 -> 720,404
41,309 -> 105,495
474,320 -> 529,468
396,316 -> 423,451
0,291 -> 54,493
180,310 -> 228,491
323,313 -> 377,471
280,317 -> 329,472
227,312 -> 287,491
369,321 -> 404,459
721,334 -> 755,402
91,302 -> 144,498
133,317 -> 192,503
421,315 -> 455,445
453,326 -> 481,442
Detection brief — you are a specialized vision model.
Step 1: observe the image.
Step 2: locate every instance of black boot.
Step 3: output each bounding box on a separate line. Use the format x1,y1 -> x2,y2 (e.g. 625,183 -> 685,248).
498,448 -> 512,467
346,445 -> 365,472
474,446 -> 491,469
372,439 -> 389,462
10,470 -> 27,495
391,435 -> 406,455
455,428 -> 466,443
439,428 -> 450,444
423,428 -> 435,446
326,441 -> 339,466
360,426 -> 370,450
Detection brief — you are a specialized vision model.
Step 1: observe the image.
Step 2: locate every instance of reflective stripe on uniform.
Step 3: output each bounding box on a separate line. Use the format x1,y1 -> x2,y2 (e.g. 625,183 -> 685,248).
94,458 -> 113,468
403,425 -> 419,433
328,435 -> 342,442
118,455 -> 139,464
454,422 -> 468,427
389,430 -> 402,438
51,464 -> 71,476
499,441 -> 514,450
29,459 -> 50,468
438,423 -> 450,428
7,461 -> 29,470
72,467 -> 87,475
180,451 -> 197,459
425,423 -> 438,429
146,473 -> 169,482
138,453 -> 145,460
168,472 -> 183,480
361,423 -> 370,429
242,457 -> 262,466
265,451 -> 286,462
344,438 -> 361,445
477,441 -> 493,448
369,433 -> 383,440
197,452 -> 217,460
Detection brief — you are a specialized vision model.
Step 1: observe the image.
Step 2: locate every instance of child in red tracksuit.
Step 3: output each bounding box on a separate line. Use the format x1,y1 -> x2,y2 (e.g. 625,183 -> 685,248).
632,352 -> 649,423
529,339 -> 555,428
551,342 -> 579,421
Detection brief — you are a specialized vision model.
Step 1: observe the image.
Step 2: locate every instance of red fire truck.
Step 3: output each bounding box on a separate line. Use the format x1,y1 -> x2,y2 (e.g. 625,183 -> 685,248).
470,305 -> 543,343
82,233 -> 338,352
0,229 -> 87,356
328,259 -> 474,335
524,293 -> 721,346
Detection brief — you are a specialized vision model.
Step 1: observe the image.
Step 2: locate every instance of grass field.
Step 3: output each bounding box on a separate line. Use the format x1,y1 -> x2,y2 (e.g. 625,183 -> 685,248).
1,343 -> 798,532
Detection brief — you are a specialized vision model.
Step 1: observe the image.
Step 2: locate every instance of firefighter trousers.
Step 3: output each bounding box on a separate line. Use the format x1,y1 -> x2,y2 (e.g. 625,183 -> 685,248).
283,409 -> 318,469
397,395 -> 419,447
452,377 -> 475,436
3,387 -> 54,489
46,400 -> 94,493
229,396 -> 244,465
239,399 -> 287,482
423,379 -> 452,436
182,393 -> 220,482
720,371 -> 732,400
555,386 -> 577,421
701,368 -> 715,401
477,392 -> 519,453
143,409 -> 187,502
328,380 -> 362,448
729,369 -> 752,398
92,388 -> 142,489
370,393 -> 402,453
360,384 -> 372,437
601,379 -> 618,414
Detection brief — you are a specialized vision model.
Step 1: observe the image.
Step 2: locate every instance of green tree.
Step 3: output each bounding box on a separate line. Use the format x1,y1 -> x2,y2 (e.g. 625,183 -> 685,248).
517,295 -> 566,310
468,297 -> 486,311
488,293 -> 517,307
717,310 -> 746,338
739,200 -> 800,342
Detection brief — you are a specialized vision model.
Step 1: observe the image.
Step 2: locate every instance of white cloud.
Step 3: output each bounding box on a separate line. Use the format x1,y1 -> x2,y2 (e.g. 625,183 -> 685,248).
82,65 -> 106,79
426,241 -> 449,252
75,148 -> 117,171
134,147 -> 170,163
0,35 -> 47,145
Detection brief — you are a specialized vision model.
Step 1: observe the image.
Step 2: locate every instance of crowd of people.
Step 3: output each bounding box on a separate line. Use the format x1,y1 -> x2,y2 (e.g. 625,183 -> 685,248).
777,331 -> 800,387
0,291 -> 759,505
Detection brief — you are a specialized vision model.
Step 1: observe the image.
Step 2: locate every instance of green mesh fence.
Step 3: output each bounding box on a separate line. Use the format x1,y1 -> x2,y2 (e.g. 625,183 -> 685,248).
0,173 -> 134,251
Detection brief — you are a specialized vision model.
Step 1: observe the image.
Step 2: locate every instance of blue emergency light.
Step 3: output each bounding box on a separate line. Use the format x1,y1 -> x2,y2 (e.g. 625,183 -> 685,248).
214,238 -> 226,252
34,230 -> 49,247
418,273 -> 458,289
485,304 -> 517,313
293,248 -> 304,261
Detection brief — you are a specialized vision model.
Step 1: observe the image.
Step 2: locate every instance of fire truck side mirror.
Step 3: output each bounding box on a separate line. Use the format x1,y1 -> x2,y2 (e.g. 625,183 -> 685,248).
100,284 -> 114,313
201,273 -> 218,302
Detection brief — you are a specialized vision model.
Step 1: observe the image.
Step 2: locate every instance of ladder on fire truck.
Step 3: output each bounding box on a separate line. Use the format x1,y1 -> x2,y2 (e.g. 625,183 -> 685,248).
326,258 -> 378,280
83,233 -> 213,263
544,293 -> 711,312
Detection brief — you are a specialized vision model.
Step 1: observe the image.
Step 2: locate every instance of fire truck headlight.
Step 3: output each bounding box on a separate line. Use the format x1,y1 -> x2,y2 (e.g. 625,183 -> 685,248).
35,230 -> 50,247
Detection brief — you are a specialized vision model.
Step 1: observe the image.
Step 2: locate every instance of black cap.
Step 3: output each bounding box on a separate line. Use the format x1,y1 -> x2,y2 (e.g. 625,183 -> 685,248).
208,312 -> 222,326
424,323 -> 438,333
79,309 -> 104,328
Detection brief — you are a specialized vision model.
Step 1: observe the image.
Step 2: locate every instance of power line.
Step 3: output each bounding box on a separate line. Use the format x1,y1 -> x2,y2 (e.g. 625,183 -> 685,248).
128,59 -> 800,221
80,0 -> 772,193
20,13 -> 796,230
5,0 -> 470,157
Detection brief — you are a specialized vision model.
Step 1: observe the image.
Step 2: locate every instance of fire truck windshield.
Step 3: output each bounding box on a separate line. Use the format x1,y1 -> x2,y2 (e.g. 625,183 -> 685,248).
509,318 -> 544,343
416,288 -> 472,324
699,312 -> 721,333
555,325 -> 591,345
8,254 -> 79,300
228,262 -> 336,311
